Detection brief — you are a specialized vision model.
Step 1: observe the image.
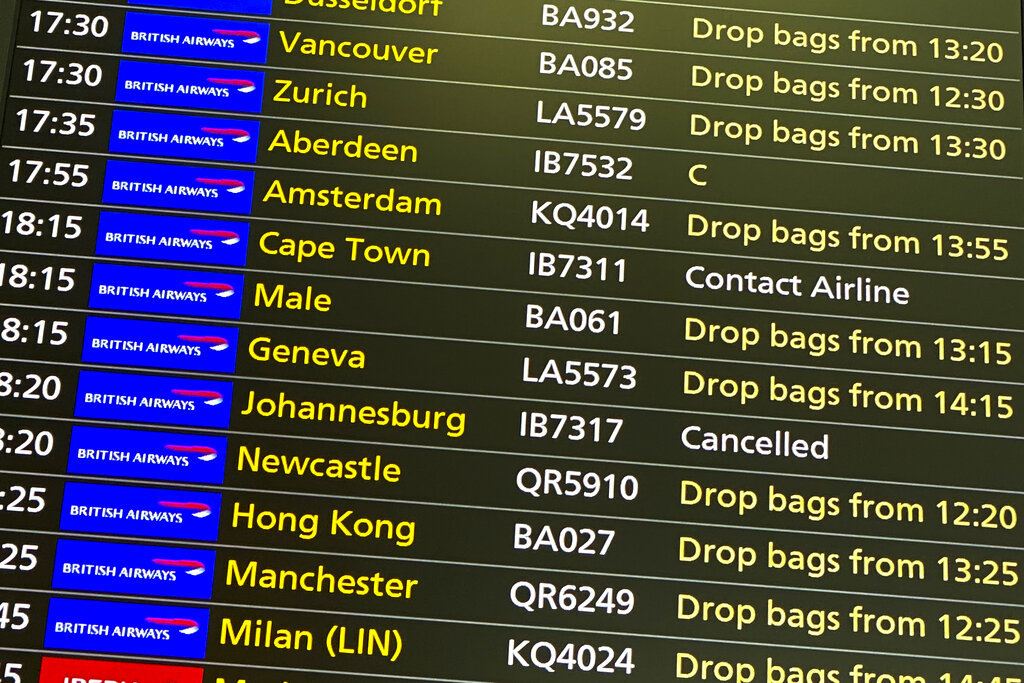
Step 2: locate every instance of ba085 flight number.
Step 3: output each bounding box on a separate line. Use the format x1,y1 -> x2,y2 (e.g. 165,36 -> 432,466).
540,53 -> 633,81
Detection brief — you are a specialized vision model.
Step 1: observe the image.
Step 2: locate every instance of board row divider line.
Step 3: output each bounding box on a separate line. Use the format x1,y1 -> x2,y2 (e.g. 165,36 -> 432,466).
16,40 -> 1024,125
7,132 -> 1024,208
4,304 -> 1024,388
36,0 -> 1024,59
12,80 -> 1022,132
41,0 -> 1024,36
2,238 -> 1023,334
8,353 -> 1024,437
9,94 -> 1023,180
3,586 -> 1024,666
3,528 -> 1023,612
4,214 -> 1024,284
4,641 -> 1020,679
10,94 -> 1024,179
6,122 -> 1024,228
9,466 -> 1024,550
2,408 -> 1021,489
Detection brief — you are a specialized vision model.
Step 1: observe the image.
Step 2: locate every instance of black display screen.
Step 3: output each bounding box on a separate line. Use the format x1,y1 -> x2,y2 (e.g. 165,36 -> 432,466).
0,1 -> 1021,682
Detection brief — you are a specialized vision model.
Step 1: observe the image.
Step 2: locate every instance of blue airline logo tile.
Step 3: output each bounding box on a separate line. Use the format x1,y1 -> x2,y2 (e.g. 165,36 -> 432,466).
75,370 -> 233,428
110,110 -> 260,163
90,263 -> 243,319
96,211 -> 249,267
123,12 -> 270,63
53,539 -> 216,599
68,425 -> 227,484
83,317 -> 239,373
45,597 -> 209,659
61,481 -> 221,541
116,60 -> 264,113
127,0 -> 272,15
103,160 -> 255,215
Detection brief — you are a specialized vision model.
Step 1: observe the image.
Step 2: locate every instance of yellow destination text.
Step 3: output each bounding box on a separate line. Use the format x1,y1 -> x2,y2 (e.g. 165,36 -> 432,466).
248,336 -> 366,369
226,558 -> 418,598
258,231 -> 431,267
279,31 -> 438,65
239,391 -> 466,437
253,282 -> 332,311
283,0 -> 443,17
267,129 -> 419,162
237,445 -> 401,483
262,179 -> 442,215
273,79 -> 367,108
231,502 -> 416,546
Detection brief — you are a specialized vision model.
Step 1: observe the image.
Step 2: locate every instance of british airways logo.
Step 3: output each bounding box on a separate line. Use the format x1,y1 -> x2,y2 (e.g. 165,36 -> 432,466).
91,263 -> 244,319
166,443 -> 220,462
68,426 -> 227,485
214,28 -> 262,44
208,77 -> 257,93
159,500 -> 213,518
146,617 -> 201,635
97,212 -> 250,267
45,598 -> 209,658
196,177 -> 248,194
202,127 -> 252,143
184,280 -> 237,297
53,539 -> 216,599
177,334 -> 231,351
75,370 -> 233,428
116,61 -> 265,113
152,558 -> 207,575
169,388 -> 225,407
123,13 -> 269,63
104,160 -> 255,215
190,227 -> 241,245
61,482 -> 221,541
109,111 -> 259,164
82,317 -> 238,373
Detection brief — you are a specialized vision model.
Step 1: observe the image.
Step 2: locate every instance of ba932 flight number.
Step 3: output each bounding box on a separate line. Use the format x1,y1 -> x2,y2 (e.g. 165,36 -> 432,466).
541,5 -> 635,33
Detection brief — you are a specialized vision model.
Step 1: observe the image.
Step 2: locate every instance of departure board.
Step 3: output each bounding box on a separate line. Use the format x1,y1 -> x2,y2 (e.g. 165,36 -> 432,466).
0,1 -> 1021,682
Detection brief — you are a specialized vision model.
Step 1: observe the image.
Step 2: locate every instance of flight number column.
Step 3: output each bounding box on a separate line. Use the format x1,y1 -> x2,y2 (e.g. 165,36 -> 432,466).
512,2 -> 1024,683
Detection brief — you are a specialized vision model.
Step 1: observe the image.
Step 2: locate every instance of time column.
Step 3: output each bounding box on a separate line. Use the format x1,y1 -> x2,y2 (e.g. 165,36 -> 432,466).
0,9 -> 108,680
0,0 -> 100,673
